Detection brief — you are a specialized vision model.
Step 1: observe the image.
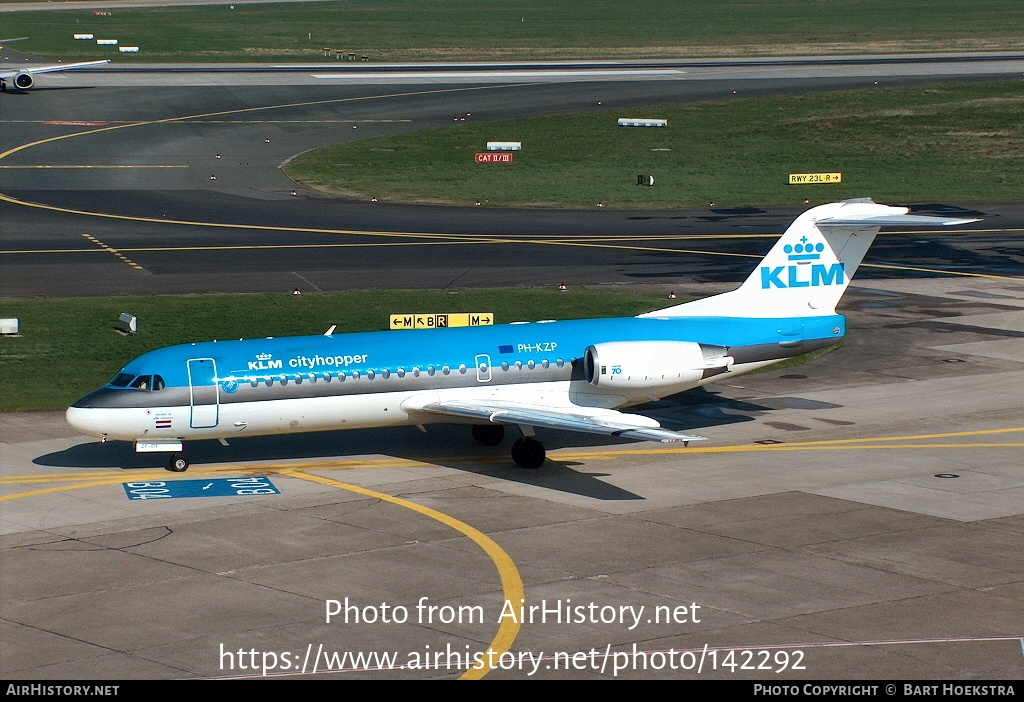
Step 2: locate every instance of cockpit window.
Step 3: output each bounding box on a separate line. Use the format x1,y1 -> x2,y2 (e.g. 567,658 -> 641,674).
126,374 -> 165,391
108,373 -> 135,388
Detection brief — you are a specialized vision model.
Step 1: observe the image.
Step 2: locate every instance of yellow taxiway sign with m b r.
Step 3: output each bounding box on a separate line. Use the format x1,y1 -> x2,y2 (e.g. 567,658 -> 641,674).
389,313 -> 494,330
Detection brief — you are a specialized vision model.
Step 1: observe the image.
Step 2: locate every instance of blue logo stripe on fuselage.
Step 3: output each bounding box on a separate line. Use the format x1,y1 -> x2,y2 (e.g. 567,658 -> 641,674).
116,315 -> 846,388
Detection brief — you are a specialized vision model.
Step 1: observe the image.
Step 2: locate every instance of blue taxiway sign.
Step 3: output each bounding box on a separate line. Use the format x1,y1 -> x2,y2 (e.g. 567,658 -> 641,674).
123,476 -> 279,500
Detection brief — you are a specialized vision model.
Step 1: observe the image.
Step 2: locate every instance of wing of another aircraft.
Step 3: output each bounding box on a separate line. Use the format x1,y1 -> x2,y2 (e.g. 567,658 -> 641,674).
412,398 -> 708,444
0,60 -> 109,91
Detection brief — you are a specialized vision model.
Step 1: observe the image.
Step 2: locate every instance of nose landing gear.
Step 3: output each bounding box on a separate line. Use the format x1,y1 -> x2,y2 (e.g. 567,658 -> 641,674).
167,454 -> 189,472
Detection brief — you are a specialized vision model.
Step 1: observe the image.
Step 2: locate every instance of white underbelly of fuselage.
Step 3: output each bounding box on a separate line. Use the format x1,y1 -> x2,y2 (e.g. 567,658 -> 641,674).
67,381 -> 590,442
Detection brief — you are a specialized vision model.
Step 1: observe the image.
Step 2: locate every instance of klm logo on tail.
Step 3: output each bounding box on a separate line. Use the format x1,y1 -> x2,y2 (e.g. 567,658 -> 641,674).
761,236 -> 845,289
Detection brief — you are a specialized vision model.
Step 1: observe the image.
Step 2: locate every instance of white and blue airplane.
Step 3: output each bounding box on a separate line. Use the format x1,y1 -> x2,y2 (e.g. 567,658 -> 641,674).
0,38 -> 109,92
66,199 -> 977,471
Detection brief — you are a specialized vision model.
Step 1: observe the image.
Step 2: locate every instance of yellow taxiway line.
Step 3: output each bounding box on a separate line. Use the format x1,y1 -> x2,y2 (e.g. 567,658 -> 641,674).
1,85 -> 1021,282
0,461 -> 525,681
284,470 -> 524,680
4,426 -> 1019,675
3,426 -> 1022,490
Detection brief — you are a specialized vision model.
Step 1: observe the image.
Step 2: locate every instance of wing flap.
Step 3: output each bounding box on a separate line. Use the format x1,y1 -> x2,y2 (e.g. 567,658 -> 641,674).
415,399 -> 706,444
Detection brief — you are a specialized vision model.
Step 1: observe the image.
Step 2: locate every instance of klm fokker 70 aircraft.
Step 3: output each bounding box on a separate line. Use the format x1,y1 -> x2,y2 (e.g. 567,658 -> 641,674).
66,199 -> 977,471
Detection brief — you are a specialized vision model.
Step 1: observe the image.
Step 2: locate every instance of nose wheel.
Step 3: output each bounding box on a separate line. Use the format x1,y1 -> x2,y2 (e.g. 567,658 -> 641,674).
167,454 -> 189,472
510,437 -> 545,469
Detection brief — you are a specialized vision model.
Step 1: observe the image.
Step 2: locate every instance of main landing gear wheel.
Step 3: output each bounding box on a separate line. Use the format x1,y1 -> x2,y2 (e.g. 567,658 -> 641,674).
510,437 -> 545,469
167,454 -> 189,472
472,424 -> 505,446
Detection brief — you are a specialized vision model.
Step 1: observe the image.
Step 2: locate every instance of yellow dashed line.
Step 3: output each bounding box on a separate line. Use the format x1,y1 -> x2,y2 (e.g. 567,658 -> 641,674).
81,232 -> 146,271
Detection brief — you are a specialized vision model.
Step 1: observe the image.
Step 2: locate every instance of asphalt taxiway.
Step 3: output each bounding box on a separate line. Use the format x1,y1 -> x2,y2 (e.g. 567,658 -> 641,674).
0,72 -> 807,296
1,59 -> 1022,680
2,277 -> 1023,680
2,54 -> 1024,296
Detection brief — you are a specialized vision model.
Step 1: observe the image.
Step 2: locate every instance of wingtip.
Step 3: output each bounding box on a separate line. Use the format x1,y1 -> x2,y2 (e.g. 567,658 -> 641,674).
666,434 -> 708,444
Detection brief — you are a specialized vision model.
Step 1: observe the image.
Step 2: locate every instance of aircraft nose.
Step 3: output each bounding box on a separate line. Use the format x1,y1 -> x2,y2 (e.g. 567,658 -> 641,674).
65,405 -> 105,438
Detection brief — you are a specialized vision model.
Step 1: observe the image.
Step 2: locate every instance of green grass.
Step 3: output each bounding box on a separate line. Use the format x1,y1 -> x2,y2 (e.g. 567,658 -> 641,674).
0,287 -> 673,411
4,0 -> 1023,63
284,81 -> 1024,208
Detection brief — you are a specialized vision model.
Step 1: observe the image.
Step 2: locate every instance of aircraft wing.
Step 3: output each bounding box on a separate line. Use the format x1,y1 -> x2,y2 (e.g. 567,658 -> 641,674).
413,398 -> 707,443
0,60 -> 111,81
0,60 -> 110,79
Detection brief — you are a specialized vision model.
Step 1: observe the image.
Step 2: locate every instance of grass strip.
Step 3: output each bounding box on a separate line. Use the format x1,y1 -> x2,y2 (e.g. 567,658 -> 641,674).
284,81 -> 1024,209
4,0 -> 1023,63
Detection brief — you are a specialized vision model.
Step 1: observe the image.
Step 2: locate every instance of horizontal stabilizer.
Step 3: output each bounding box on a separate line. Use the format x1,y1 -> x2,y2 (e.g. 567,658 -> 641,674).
412,398 -> 707,443
818,215 -> 980,228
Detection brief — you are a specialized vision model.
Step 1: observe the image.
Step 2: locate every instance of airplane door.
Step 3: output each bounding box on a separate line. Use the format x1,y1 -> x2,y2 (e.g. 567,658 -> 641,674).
475,354 -> 492,382
187,358 -> 220,428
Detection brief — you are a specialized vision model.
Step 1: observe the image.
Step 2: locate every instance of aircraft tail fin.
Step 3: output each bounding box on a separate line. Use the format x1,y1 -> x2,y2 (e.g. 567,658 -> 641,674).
641,199 -> 979,319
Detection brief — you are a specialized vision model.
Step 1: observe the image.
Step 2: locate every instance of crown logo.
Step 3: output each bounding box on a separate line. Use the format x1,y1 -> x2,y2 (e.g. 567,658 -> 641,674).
256,353 -> 273,361
785,236 -> 824,261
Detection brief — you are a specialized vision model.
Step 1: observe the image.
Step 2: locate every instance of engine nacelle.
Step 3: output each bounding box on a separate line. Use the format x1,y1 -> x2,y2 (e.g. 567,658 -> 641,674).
583,340 -> 733,398
13,72 -> 34,90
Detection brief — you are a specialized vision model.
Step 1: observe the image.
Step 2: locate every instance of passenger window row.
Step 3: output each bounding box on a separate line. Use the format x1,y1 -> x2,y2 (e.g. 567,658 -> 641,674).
243,358 -> 566,387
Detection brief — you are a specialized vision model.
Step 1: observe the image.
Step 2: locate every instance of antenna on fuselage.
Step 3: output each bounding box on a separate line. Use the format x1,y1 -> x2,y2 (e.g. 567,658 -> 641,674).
324,325 -> 336,336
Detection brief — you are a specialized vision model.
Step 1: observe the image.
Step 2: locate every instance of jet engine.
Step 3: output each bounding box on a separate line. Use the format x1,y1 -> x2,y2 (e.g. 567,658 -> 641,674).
13,72 -> 34,90
583,341 -> 733,398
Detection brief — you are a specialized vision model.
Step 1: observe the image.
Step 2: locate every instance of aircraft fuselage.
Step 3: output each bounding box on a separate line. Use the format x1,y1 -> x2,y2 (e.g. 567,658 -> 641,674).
67,314 -> 844,442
